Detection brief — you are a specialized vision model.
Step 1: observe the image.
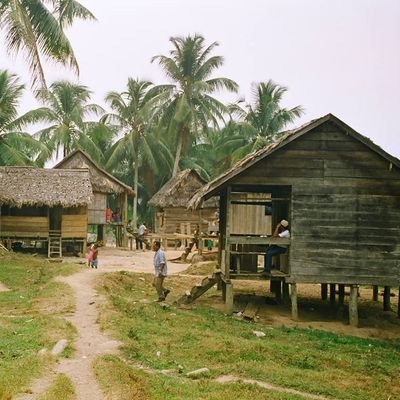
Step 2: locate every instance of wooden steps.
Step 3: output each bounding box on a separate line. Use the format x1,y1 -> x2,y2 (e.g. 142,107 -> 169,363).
48,230 -> 62,258
175,271 -> 221,305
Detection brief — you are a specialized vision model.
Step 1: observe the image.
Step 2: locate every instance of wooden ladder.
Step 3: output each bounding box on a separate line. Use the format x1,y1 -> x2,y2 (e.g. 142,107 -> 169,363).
48,230 -> 62,258
174,270 -> 221,305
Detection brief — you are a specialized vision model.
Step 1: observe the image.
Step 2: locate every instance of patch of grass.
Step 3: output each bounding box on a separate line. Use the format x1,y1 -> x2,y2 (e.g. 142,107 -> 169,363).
37,374 -> 76,400
0,255 -> 79,398
97,271 -> 400,400
94,354 -> 305,400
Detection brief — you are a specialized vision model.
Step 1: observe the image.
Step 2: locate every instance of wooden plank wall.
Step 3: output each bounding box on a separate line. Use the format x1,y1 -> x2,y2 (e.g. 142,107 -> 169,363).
88,192 -> 107,224
159,207 -> 217,235
62,215 -> 87,238
235,123 -> 400,286
0,216 -> 49,237
230,203 -> 271,235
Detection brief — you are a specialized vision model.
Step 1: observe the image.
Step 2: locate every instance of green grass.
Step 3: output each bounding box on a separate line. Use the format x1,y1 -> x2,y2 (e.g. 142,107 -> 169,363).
0,254 -> 79,399
37,374 -> 76,400
97,271 -> 400,400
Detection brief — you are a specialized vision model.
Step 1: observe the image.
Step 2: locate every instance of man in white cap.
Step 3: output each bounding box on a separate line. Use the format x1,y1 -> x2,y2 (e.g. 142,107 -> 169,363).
263,219 -> 290,275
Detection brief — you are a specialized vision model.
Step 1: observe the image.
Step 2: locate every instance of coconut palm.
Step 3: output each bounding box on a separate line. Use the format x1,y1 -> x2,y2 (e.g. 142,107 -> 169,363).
229,80 -> 304,160
0,69 -> 49,165
152,34 -> 238,176
104,78 -> 171,226
0,0 -> 95,90
35,80 -> 105,161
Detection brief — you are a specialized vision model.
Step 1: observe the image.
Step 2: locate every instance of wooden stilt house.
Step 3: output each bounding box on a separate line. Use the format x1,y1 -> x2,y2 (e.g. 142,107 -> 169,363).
54,150 -> 135,247
148,169 -> 218,243
0,167 -> 92,257
190,114 -> 400,325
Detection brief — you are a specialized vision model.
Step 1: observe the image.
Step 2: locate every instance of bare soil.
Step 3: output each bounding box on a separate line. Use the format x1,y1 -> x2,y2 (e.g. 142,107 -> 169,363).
16,246 -> 400,399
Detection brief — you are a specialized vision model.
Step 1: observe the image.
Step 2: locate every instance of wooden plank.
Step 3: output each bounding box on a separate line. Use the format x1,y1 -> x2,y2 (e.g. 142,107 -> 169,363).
242,300 -> 260,320
0,216 -> 48,233
349,285 -> 359,326
290,283 -> 298,320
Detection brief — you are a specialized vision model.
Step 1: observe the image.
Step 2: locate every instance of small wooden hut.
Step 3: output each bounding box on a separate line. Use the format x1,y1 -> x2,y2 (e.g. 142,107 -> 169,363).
54,150 -> 135,247
148,169 -> 218,241
0,167 -> 92,257
190,114 -> 400,324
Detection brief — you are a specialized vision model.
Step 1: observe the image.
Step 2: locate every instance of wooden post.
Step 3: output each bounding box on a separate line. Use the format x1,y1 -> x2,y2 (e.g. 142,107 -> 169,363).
275,281 -> 282,303
383,286 -> 391,311
122,192 -> 128,248
338,284 -> 345,306
373,285 -> 379,301
225,281 -> 233,315
224,187 -> 232,280
290,283 -> 298,320
221,280 -> 226,301
349,285 -> 358,326
398,287 -> 400,318
329,284 -> 336,305
282,282 -> 290,305
321,283 -> 328,301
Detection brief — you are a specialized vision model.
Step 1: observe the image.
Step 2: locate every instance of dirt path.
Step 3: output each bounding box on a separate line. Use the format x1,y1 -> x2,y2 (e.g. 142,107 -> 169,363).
17,247 -> 188,399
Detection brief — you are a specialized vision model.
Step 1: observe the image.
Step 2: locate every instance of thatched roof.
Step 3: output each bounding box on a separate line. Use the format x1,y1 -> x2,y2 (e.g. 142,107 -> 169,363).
189,113 -> 400,209
0,167 -> 93,207
54,150 -> 135,196
148,169 -> 217,208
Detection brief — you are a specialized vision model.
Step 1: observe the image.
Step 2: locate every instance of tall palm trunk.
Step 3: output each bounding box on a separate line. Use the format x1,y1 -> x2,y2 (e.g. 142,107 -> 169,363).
172,135 -> 183,177
172,125 -> 190,176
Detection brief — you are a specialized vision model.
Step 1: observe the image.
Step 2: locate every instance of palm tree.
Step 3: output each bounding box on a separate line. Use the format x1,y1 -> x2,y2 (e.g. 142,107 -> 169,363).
229,80 -> 304,160
152,34 -> 238,176
35,80 -> 104,161
0,69 -> 49,165
0,0 -> 95,90
104,78 -> 170,226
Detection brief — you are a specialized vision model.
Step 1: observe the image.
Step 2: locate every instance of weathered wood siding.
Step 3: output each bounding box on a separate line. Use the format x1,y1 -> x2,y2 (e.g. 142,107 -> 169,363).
61,215 -> 87,238
234,122 -> 400,285
0,216 -> 49,237
88,192 -> 107,224
155,207 -> 217,235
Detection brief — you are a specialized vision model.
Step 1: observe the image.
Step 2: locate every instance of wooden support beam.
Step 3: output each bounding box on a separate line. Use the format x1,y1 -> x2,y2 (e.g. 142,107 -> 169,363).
276,281 -> 282,303
398,287 -> 400,318
225,281 -> 233,315
338,284 -> 345,306
349,285 -> 359,326
373,286 -> 379,302
329,284 -> 336,305
383,286 -> 391,311
282,282 -> 290,304
321,283 -> 328,301
221,280 -> 226,301
290,283 -> 298,321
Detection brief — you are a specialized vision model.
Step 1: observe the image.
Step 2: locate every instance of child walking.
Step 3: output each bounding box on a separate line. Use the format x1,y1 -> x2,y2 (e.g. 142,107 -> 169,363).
91,244 -> 99,269
87,244 -> 95,267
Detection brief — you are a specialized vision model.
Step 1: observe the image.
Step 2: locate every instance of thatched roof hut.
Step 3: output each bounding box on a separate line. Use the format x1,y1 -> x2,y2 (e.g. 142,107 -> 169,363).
149,169 -> 216,208
148,169 -> 218,236
54,149 -> 134,196
0,166 -> 92,207
54,150 -> 134,247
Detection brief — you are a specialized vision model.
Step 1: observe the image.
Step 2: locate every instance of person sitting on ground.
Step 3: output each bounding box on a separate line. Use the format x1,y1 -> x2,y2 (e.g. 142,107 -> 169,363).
263,219 -> 290,275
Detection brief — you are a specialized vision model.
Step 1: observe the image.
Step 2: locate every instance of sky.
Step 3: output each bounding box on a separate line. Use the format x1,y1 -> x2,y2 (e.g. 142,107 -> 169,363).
1,0 -> 400,158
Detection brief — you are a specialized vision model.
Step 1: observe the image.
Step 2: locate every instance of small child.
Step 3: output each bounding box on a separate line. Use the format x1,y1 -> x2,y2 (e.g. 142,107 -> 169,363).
91,244 -> 99,269
87,244 -> 95,267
